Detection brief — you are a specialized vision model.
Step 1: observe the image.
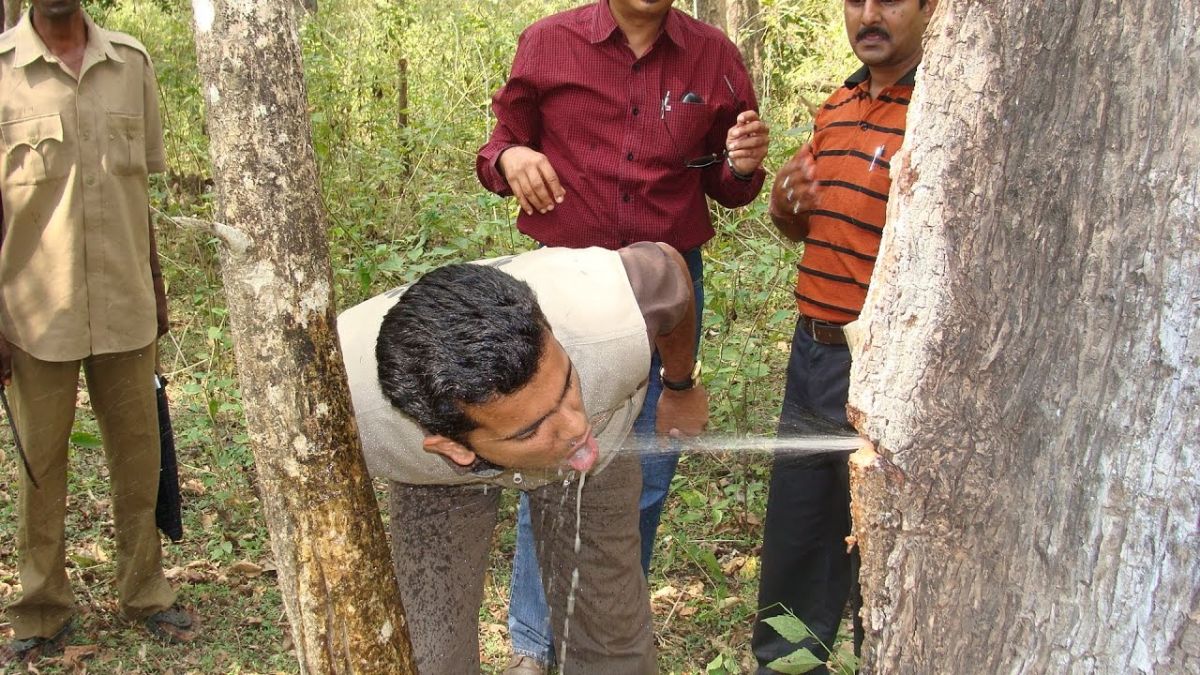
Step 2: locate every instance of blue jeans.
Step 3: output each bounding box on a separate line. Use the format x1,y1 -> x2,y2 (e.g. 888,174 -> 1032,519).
508,248 -> 705,664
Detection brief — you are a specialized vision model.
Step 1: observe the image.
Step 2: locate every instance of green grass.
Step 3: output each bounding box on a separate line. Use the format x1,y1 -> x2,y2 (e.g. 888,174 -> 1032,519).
1,0 -> 859,671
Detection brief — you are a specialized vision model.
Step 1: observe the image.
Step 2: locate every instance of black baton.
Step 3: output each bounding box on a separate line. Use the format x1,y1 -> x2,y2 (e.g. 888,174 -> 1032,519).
0,385 -> 38,489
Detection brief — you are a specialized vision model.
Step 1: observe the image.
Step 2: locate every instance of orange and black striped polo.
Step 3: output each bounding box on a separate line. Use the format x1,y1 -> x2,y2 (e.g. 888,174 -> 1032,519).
794,65 -> 916,324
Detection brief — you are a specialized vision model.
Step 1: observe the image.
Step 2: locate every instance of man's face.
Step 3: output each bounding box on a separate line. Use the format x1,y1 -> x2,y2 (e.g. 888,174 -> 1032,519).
844,0 -> 933,70
457,333 -> 599,473
31,0 -> 83,21
608,0 -> 676,23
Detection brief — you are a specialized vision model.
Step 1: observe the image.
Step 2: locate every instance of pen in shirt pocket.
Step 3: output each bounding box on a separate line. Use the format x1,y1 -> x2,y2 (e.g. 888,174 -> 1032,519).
868,144 -> 886,172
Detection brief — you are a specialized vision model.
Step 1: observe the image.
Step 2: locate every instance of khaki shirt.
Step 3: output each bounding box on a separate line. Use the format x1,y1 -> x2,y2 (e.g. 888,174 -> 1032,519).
0,10 -> 165,361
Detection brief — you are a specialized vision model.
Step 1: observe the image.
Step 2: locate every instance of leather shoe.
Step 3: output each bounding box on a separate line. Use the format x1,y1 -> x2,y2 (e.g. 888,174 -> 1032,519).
503,653 -> 548,675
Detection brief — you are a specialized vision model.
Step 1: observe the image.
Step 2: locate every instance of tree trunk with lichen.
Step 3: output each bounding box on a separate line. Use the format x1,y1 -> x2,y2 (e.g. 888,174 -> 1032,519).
846,1 -> 1200,673
189,2 -> 416,672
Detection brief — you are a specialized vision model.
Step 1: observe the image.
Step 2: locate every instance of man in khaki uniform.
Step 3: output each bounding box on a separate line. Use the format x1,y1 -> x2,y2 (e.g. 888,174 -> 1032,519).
0,0 -> 192,662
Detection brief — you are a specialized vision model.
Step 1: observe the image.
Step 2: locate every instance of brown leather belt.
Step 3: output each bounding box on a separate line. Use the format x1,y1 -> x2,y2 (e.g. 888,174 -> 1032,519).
799,315 -> 848,346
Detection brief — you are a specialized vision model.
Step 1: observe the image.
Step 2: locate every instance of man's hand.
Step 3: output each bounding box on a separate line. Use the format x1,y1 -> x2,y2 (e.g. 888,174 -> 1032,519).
725,111 -> 769,176
497,146 -> 566,215
0,331 -> 12,386
769,143 -> 819,241
655,385 -> 708,439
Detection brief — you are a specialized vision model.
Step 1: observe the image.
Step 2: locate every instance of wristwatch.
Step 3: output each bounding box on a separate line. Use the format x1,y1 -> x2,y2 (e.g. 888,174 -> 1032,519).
660,362 -> 702,391
727,155 -> 754,181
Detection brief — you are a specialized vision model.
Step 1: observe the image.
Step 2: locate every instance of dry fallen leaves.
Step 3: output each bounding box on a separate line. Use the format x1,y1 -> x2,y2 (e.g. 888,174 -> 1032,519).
60,644 -> 101,671
228,561 -> 264,577
651,585 -> 679,602
181,479 -> 207,496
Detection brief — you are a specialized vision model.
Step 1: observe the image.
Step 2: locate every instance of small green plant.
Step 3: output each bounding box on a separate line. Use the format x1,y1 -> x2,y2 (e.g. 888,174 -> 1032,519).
762,609 -> 859,674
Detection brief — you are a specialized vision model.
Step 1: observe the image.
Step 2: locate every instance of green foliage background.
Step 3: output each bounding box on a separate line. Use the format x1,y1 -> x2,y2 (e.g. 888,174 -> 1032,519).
1,1 -> 860,672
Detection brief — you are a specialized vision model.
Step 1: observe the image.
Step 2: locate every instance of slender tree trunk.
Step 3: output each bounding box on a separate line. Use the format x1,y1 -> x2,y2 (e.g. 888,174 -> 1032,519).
396,56 -> 411,186
188,2 -> 416,672
692,0 -> 762,85
724,0 -> 763,85
693,0 -> 726,32
3,0 -> 22,31
847,1 -> 1200,672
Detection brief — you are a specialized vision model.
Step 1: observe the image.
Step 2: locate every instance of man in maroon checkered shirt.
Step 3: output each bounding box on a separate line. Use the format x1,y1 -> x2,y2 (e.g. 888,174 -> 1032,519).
477,1 -> 769,672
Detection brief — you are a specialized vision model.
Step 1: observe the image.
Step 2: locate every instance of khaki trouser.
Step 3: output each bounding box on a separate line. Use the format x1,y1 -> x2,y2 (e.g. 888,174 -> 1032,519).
389,453 -> 656,674
6,343 -> 175,639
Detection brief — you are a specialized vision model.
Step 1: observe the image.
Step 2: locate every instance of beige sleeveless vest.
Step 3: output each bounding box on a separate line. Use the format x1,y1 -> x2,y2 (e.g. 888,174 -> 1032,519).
338,247 -> 651,490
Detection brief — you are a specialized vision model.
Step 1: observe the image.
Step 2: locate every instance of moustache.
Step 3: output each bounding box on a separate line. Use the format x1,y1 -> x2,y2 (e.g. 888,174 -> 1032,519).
856,27 -> 891,41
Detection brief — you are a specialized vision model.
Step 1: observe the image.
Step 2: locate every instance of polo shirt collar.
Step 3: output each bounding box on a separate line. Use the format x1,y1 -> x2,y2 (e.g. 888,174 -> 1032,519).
843,63 -> 920,90
9,9 -> 123,70
589,1 -> 688,51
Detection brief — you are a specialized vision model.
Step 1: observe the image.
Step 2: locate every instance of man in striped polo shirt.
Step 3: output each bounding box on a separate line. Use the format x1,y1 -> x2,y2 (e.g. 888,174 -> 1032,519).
753,0 -> 936,672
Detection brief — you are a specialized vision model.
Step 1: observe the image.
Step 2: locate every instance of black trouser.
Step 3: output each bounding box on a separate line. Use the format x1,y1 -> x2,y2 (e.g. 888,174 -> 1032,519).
752,321 -> 863,674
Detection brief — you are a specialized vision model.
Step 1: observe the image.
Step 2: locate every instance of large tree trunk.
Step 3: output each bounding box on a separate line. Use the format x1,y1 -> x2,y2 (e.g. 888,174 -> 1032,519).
189,2 -> 416,672
847,1 -> 1200,672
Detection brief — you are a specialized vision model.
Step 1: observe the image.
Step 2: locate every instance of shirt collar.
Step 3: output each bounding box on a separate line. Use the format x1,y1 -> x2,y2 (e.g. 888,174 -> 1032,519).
589,1 -> 620,44
9,9 -> 124,70
844,63 -> 920,91
588,1 -> 688,52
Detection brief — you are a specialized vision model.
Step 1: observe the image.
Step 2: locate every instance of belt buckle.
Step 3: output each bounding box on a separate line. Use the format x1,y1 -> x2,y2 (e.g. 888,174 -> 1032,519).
805,316 -> 844,345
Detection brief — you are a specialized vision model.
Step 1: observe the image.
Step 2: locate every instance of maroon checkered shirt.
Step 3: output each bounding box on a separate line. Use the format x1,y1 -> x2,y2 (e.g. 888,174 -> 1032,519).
476,0 -> 765,252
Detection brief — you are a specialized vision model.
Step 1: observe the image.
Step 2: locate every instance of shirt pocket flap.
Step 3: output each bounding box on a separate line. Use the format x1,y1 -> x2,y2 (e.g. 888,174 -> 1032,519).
108,112 -> 144,140
1,113 -> 65,152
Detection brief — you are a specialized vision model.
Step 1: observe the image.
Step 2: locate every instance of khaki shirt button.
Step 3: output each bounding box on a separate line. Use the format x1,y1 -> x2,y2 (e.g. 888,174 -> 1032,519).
85,176 -> 96,186
81,130 -> 90,140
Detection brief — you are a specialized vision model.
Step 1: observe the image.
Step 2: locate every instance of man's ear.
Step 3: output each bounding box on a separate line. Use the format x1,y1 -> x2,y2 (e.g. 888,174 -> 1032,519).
423,435 -> 476,467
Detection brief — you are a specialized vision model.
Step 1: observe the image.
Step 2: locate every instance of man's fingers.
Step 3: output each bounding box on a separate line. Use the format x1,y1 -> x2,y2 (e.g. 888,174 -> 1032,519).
538,164 -> 565,206
526,175 -> 555,213
539,162 -> 564,201
735,110 -> 761,126
510,181 -> 535,215
501,147 -> 564,214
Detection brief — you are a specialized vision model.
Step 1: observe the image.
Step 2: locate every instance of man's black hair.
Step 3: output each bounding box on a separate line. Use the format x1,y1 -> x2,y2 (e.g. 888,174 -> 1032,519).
376,263 -> 549,442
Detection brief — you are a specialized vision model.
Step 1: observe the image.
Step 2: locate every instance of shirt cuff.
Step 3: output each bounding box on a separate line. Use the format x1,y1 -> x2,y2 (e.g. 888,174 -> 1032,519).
726,156 -> 755,182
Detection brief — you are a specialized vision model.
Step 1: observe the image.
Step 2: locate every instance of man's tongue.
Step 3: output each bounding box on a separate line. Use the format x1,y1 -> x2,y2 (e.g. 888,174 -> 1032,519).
566,433 -> 599,472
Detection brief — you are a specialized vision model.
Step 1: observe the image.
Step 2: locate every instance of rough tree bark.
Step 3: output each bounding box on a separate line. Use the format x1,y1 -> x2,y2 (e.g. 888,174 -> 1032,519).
847,1 -> 1199,673
189,2 -> 416,672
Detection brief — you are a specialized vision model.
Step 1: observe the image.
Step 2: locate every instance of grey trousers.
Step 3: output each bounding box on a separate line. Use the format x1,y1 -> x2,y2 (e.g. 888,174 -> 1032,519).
388,453 -> 655,674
